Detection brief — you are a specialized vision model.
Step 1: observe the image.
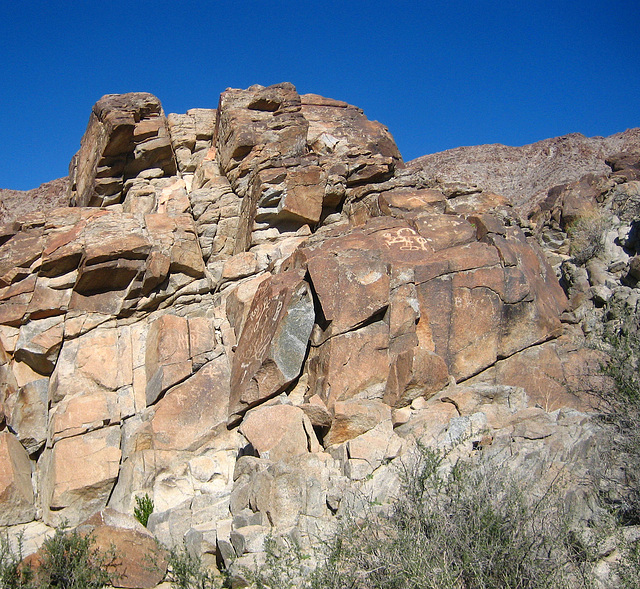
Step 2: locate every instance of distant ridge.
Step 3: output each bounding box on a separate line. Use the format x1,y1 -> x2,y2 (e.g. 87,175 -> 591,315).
407,128 -> 640,213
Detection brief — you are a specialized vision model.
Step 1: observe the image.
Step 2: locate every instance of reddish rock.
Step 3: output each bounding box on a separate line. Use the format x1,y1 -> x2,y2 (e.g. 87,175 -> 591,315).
78,509 -> 168,589
0,177 -> 69,226
324,399 -> 391,446
306,247 -> 390,339
145,314 -> 192,406
151,355 -> 231,451
229,270 -> 314,419
69,93 -> 176,208
14,315 -> 64,375
408,128 -> 640,214
239,404 -> 319,462
41,426 -> 122,527
308,321 -> 390,410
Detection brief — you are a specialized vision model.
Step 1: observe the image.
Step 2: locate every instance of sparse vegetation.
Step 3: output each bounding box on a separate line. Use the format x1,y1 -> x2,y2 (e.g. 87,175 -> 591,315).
164,543 -> 222,589
250,444 -> 599,589
592,301 -> 640,525
0,526 -> 116,589
566,210 -> 611,265
133,493 -> 154,528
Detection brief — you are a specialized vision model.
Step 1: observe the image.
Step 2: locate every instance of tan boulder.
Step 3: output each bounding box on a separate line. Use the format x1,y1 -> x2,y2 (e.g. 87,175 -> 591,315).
306,246 -> 390,340
145,314 -> 192,406
378,188 -> 446,216
7,378 -> 49,455
221,251 -> 258,282
308,321 -> 390,410
239,404 -> 320,462
344,420 -> 403,479
468,336 -> 597,412
436,384 -> 529,429
150,354 -> 231,451
14,315 -> 65,375
49,324 -> 133,404
0,230 -> 44,289
225,274 -> 271,341
0,431 -> 35,525
69,92 -> 176,208
249,453 -> 340,528
48,389 -> 128,444
41,426 -> 122,527
324,399 -> 392,446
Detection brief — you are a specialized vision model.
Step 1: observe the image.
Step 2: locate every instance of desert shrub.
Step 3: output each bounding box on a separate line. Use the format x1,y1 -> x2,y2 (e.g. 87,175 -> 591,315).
250,535 -> 311,589
0,526 -> 116,589
567,211 -> 610,265
133,493 -> 154,527
254,445 -> 592,589
164,543 -> 222,589
615,538 -> 640,589
0,533 -> 33,589
592,302 -> 640,524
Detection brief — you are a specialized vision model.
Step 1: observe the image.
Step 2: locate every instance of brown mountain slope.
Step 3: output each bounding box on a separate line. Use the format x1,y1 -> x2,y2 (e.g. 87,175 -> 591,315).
0,177 -> 69,225
407,128 -> 640,214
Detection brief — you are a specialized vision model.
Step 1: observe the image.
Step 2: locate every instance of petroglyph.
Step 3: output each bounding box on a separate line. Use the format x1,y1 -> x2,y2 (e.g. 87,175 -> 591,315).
381,227 -> 430,252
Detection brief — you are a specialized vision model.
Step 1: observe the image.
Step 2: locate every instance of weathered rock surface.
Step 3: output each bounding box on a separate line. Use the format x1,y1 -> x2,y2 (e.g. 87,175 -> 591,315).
0,83 -> 636,588
68,93 -> 177,208
0,431 -> 34,525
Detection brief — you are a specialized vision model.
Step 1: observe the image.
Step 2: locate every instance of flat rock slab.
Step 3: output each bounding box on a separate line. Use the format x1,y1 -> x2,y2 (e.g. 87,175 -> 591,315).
229,269 -> 314,419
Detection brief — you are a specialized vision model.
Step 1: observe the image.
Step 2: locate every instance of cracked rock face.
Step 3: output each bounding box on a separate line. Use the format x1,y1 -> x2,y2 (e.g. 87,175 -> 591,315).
1,83 -> 636,579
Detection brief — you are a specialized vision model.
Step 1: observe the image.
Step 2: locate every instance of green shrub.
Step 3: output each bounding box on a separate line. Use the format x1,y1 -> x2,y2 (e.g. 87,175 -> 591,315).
0,533 -> 33,589
592,302 -> 640,525
133,493 -> 154,528
0,526 -> 116,589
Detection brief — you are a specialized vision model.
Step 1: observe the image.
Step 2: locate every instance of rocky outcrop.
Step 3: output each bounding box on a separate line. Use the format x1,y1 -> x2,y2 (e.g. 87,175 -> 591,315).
68,93 -> 177,208
0,83 -> 635,588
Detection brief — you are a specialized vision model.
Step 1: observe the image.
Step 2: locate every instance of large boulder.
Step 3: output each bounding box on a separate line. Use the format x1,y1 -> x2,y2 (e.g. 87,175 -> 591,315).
77,509 -> 168,589
229,269 -> 314,419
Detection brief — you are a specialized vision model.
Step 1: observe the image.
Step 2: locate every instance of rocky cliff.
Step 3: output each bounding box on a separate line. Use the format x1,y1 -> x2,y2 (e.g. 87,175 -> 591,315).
1,83 -> 639,587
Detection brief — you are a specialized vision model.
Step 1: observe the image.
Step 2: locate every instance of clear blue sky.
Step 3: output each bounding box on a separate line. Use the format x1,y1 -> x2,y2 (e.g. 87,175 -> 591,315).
1,0 -> 638,190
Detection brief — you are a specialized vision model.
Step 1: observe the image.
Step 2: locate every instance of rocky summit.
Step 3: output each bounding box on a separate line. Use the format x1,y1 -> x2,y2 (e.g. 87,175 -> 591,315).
1,83 -> 640,587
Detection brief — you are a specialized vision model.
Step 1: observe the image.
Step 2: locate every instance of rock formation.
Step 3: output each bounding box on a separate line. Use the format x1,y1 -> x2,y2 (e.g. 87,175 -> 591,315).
1,82 -> 639,587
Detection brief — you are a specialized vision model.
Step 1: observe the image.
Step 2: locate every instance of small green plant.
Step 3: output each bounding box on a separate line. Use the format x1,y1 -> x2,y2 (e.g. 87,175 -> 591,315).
134,493 -> 154,527
0,532 -> 33,589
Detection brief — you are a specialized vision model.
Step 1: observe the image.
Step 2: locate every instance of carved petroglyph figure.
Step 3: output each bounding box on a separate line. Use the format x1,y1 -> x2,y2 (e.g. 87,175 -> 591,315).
381,228 -> 430,252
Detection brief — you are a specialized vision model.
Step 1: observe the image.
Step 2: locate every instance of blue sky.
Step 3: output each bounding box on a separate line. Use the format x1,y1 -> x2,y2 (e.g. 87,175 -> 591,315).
1,0 -> 638,190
